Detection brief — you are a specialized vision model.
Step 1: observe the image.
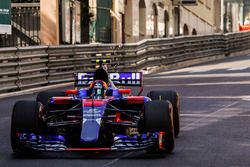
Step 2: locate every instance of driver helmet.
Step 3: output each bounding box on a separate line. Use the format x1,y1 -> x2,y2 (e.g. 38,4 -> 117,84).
90,81 -> 108,99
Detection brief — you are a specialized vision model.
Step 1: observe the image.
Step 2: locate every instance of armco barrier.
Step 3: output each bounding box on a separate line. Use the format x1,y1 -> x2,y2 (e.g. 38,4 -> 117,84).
0,31 -> 249,93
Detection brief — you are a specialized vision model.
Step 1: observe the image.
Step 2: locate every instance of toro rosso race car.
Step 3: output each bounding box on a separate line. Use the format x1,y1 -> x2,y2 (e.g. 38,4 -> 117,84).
11,60 -> 180,154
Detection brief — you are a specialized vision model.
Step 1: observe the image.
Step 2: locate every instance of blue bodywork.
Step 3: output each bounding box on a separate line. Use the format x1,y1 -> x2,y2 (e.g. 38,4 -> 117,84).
81,103 -> 107,142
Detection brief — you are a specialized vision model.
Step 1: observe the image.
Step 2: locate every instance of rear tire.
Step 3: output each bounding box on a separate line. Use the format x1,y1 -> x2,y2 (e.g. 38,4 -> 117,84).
11,101 -> 41,153
147,90 -> 180,137
37,91 -> 66,106
144,101 -> 175,154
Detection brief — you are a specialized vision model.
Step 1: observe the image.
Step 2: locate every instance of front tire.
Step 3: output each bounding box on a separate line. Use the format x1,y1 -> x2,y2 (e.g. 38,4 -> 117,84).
143,101 -> 175,154
147,90 -> 180,137
11,101 -> 41,153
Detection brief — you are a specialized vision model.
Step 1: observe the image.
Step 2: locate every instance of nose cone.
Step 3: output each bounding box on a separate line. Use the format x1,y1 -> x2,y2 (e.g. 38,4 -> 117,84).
81,99 -> 107,143
81,120 -> 100,143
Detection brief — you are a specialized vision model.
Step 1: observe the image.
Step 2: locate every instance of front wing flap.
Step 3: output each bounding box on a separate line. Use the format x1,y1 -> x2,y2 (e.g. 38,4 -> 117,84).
16,133 -> 157,152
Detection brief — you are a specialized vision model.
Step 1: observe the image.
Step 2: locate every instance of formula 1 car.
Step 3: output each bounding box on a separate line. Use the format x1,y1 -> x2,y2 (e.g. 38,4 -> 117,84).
11,60 -> 180,154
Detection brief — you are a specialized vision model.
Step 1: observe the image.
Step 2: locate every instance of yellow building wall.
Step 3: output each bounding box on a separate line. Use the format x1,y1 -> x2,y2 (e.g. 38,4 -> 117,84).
40,0 -> 60,45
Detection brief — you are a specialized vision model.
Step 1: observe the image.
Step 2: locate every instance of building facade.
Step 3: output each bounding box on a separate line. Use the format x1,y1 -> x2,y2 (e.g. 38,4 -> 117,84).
7,0 -> 225,46
223,0 -> 250,33
35,0 -> 224,45
89,0 -> 177,43
117,0 -> 223,42
180,0 -> 222,35
123,0 -> 175,43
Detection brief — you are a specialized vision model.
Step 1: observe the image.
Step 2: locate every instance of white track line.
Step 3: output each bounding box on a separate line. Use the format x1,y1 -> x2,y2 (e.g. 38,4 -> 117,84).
101,152 -> 133,167
189,69 -> 211,73
144,81 -> 250,87
181,101 -> 239,131
227,67 -> 248,71
181,113 -> 250,118
102,158 -> 119,167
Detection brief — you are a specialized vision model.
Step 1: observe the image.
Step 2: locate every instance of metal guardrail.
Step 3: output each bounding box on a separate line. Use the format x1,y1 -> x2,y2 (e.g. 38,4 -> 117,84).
0,31 -> 249,93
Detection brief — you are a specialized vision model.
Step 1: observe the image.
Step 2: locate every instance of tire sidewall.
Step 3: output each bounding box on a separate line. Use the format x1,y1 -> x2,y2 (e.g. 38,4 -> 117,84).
11,101 -> 41,152
147,90 -> 180,137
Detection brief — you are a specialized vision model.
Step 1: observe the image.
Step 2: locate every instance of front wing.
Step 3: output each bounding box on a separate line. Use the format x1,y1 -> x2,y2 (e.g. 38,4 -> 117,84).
16,133 -> 158,152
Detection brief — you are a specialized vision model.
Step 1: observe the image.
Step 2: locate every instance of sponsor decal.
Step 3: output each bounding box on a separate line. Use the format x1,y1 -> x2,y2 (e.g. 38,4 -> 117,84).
77,72 -> 142,85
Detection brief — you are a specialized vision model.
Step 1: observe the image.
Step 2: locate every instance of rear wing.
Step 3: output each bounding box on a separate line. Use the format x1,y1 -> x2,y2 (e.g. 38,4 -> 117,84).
75,72 -> 143,87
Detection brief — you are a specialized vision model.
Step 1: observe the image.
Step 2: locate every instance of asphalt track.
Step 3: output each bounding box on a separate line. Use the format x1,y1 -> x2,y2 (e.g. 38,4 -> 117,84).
1,54 -> 250,167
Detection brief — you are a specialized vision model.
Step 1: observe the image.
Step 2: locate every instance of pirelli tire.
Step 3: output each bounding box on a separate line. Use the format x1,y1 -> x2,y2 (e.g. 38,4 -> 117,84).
36,91 -> 66,106
147,90 -> 180,137
11,101 -> 41,153
143,100 -> 175,154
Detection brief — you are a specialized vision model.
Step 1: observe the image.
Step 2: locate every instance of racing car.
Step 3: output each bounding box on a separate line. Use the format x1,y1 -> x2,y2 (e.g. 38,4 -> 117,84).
11,60 -> 180,154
